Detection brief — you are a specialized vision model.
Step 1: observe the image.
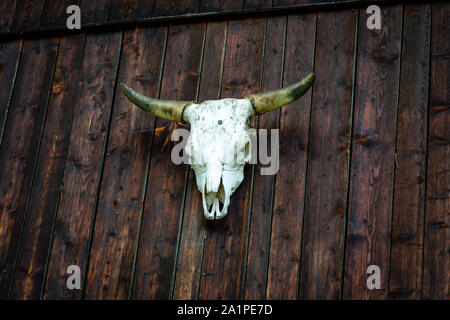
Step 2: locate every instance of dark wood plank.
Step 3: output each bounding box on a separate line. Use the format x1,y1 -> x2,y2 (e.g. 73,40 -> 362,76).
9,0 -> 46,33
10,34 -> 87,300
244,0 -> 272,9
0,40 -> 21,146
273,0 -> 307,6
127,0 -> 155,20
109,0 -> 131,22
40,0 -> 80,29
265,13 -> 315,300
84,26 -> 166,299
0,0 -> 17,32
389,4 -> 430,300
131,23 -> 205,299
80,0 -> 112,25
0,38 -> 59,299
343,6 -> 402,300
152,0 -> 201,16
173,21 -> 227,300
244,15 -> 285,300
422,1 -> 450,300
43,31 -> 122,299
198,17 -> 265,300
199,0 -> 244,13
299,9 -> 356,300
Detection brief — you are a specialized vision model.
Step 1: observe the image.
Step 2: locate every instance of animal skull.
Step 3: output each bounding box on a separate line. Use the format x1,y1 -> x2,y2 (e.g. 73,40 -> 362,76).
120,73 -> 315,220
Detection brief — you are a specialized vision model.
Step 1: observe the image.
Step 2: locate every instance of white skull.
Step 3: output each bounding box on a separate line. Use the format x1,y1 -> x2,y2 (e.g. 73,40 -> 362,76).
184,99 -> 254,219
120,73 -> 315,220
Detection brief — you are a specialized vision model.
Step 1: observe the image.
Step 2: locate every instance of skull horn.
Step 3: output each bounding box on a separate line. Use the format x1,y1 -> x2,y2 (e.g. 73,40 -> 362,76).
245,73 -> 315,115
120,82 -> 195,122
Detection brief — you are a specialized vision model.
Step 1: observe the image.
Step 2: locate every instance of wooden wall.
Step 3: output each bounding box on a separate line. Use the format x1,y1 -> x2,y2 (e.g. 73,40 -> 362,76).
0,1 -> 448,300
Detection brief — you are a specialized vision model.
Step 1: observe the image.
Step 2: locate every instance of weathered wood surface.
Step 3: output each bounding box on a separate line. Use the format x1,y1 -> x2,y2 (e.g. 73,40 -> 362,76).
0,38 -> 59,299
1,0 -> 381,35
343,5 -> 402,299
299,9 -> 356,300
43,32 -> 122,299
198,17 -> 265,300
266,13 -> 315,299
389,4 -> 430,300
10,35 -> 87,300
0,2 -> 448,300
131,23 -> 205,299
244,15 -> 285,300
173,21 -> 227,300
422,1 -> 449,300
83,26 -> 166,300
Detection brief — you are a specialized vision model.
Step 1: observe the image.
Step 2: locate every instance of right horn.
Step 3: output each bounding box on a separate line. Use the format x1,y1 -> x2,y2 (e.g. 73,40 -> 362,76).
245,73 -> 315,115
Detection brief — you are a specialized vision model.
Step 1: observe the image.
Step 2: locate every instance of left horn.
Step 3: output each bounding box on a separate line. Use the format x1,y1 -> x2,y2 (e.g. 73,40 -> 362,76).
245,73 -> 315,115
120,82 -> 194,122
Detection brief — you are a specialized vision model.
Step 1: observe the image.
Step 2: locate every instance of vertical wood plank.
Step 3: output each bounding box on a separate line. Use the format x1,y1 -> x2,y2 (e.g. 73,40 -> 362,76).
422,1 -> 450,300
173,21 -> 227,300
43,31 -> 122,299
389,4 -> 430,300
152,0 -> 201,16
244,15 -> 285,300
40,0 -> 80,29
0,40 -> 21,147
198,17 -> 265,300
0,38 -> 59,299
84,26 -> 166,299
9,0 -> 46,33
127,0 -> 155,20
299,9 -> 356,300
244,0 -> 272,10
265,13 -> 315,300
131,23 -> 205,299
0,0 -> 17,32
199,0 -> 244,13
10,35 -> 86,300
343,6 -> 402,300
273,0 -> 307,6
109,0 -> 131,22
80,0 -> 113,25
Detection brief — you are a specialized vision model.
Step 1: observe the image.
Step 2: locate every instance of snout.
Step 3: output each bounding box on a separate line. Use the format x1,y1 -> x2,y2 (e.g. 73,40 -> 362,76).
202,180 -> 230,220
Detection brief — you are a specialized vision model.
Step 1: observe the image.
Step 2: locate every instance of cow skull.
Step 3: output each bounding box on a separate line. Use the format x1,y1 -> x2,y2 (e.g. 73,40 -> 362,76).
120,73 -> 315,220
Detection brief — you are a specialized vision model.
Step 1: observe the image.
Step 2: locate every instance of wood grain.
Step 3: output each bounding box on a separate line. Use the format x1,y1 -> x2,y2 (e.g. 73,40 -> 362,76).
265,13 -> 315,300
0,38 -> 59,299
198,17 -> 265,300
173,21 -> 227,300
299,9 -> 356,300
0,0 -> 17,32
131,23 -> 205,299
10,35 -> 87,300
199,0 -> 244,13
43,31 -> 122,299
109,0 -> 131,22
0,40 -> 21,147
422,1 -> 449,300
153,0 -> 201,16
343,6 -> 402,300
9,0 -> 46,33
244,16 -> 285,300
127,0 -> 155,20
80,0 -> 113,25
40,0 -> 80,29
389,4 -> 430,300
244,0 -> 273,9
83,26 -> 166,299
